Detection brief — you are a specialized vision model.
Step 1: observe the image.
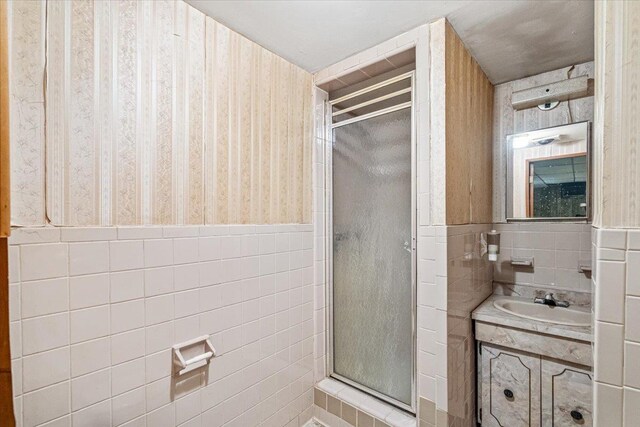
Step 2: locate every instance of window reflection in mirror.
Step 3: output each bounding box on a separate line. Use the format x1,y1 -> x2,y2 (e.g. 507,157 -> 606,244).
506,122 -> 590,221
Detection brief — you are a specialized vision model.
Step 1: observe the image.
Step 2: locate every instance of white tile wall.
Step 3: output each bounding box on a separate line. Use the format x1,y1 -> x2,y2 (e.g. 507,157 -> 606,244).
21,278 -> 68,318
9,224 -> 315,427
492,223 -> 592,292
593,228 -> 640,427
417,225 -> 443,409
22,381 -> 70,427
594,321 -> 624,385
20,243 -> 68,281
70,274 -> 110,310
594,381 -> 623,427
312,87 -> 328,388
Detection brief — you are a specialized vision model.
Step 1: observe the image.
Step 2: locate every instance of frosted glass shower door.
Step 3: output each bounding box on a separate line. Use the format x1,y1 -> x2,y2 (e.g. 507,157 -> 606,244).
331,107 -> 414,408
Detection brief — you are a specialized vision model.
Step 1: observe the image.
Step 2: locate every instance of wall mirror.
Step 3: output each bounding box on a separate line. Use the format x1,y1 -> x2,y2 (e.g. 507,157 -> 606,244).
506,121 -> 590,221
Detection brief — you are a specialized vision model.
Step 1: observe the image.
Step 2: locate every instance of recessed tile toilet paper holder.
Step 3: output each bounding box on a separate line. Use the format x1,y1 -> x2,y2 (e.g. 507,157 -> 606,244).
172,335 -> 216,376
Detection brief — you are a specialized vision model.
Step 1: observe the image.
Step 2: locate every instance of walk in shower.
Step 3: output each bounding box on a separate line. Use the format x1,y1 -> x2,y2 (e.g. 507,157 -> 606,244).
327,71 -> 416,412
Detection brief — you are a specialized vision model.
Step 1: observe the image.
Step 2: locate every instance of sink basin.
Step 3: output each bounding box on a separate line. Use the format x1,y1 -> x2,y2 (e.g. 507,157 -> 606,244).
493,299 -> 591,326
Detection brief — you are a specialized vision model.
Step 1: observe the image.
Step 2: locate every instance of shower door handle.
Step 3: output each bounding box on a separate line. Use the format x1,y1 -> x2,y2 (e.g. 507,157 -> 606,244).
335,232 -> 349,242
335,231 -> 361,242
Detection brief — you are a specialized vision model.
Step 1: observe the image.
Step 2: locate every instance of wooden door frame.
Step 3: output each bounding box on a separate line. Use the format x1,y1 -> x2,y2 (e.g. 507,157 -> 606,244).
0,0 -> 14,425
525,152 -> 587,218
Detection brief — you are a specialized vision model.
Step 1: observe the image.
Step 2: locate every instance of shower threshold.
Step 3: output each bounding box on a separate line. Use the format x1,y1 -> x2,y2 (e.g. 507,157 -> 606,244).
315,378 -> 416,427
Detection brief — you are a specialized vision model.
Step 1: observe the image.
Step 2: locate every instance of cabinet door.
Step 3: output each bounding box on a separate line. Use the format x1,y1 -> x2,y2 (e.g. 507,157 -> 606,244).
541,358 -> 592,427
481,344 -> 541,427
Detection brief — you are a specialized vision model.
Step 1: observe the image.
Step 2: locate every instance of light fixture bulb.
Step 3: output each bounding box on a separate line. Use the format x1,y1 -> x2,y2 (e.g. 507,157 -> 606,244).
512,134 -> 530,149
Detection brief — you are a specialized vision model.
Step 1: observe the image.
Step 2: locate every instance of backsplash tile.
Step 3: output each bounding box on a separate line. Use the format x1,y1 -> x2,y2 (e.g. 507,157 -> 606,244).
492,282 -> 591,307
492,223 -> 592,292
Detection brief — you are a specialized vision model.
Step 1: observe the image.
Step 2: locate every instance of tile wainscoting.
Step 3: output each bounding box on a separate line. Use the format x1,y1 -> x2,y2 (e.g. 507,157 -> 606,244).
592,228 -> 640,427
444,225 -> 493,427
9,224 -> 315,427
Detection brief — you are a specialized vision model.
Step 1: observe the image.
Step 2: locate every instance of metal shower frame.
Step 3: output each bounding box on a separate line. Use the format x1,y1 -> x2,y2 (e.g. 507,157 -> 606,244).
324,70 -> 417,413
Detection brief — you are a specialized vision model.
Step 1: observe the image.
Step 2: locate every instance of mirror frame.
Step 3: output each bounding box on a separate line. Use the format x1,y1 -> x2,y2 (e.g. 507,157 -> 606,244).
505,121 -> 591,222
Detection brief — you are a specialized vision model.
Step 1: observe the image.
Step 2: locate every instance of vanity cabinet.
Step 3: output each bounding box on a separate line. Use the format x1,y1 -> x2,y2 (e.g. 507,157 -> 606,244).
541,358 -> 592,426
480,343 -> 592,427
481,344 -> 541,427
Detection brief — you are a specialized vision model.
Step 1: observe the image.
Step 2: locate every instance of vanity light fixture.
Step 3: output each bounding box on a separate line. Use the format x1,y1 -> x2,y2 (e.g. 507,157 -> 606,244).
511,75 -> 589,110
511,134 -> 531,149
531,134 -> 561,145
513,134 -> 565,148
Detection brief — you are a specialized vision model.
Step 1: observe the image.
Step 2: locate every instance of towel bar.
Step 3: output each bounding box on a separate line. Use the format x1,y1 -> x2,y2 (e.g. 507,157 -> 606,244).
510,257 -> 534,267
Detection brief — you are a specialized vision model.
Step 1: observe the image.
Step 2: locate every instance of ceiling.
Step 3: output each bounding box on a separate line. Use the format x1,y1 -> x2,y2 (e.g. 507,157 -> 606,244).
186,0 -> 594,84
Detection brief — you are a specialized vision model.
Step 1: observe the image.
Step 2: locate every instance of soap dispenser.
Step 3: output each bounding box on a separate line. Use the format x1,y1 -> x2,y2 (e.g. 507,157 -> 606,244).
486,230 -> 500,262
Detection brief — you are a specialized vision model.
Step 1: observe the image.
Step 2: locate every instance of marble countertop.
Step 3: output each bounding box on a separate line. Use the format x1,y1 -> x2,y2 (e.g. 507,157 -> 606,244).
472,294 -> 593,342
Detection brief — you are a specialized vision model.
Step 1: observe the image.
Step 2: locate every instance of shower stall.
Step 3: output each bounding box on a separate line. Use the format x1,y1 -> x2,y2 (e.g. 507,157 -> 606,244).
327,71 -> 416,412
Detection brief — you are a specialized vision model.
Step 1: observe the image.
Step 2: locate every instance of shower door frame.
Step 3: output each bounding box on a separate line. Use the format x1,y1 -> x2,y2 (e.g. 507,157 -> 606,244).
325,71 -> 417,413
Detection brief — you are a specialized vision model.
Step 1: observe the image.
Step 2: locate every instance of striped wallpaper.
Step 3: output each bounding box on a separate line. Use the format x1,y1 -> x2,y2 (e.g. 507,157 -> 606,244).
9,0 -> 313,226
429,19 -> 494,226
593,0 -> 640,229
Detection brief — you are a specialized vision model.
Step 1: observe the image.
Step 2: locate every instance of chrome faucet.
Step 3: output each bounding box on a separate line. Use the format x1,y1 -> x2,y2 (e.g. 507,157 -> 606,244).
534,292 -> 570,308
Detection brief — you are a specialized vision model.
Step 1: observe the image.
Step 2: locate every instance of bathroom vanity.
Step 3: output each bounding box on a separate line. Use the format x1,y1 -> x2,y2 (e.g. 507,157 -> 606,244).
472,292 -> 593,427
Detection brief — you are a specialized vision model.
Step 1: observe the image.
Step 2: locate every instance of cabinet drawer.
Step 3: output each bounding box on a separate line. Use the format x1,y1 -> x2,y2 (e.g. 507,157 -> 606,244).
481,344 -> 541,427
541,358 -> 592,427
475,321 -> 592,367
